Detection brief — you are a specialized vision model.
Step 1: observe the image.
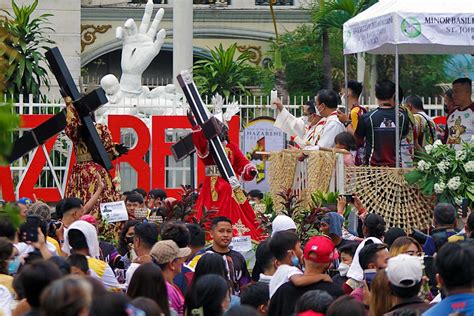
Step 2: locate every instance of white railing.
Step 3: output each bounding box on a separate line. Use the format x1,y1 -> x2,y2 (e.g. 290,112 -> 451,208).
5,94 -> 446,194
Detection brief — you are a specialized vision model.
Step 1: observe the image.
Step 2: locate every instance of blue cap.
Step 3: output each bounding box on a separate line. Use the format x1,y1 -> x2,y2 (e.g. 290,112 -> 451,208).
17,197 -> 33,206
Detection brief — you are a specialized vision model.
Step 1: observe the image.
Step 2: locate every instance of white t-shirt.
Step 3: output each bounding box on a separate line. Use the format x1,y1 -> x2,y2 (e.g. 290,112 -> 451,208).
125,262 -> 140,288
447,104 -> 474,150
269,264 -> 303,298
15,241 -> 59,257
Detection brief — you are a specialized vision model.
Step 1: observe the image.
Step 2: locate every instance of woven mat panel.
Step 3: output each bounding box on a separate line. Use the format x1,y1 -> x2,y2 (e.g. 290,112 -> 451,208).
345,166 -> 434,231
268,150 -> 336,212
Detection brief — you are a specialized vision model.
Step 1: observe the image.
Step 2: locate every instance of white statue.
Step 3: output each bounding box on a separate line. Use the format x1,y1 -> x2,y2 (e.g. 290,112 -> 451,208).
98,0 -> 184,122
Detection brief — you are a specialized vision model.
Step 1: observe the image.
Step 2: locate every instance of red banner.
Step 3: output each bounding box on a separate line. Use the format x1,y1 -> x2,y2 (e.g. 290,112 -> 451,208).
1,115 -> 240,202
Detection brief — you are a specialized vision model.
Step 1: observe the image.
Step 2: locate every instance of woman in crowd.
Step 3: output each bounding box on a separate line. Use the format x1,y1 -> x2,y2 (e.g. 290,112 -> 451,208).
185,274 -> 230,316
127,263 -> 171,316
369,269 -> 393,316
185,252 -> 240,308
389,236 -> 423,257
40,275 -> 92,316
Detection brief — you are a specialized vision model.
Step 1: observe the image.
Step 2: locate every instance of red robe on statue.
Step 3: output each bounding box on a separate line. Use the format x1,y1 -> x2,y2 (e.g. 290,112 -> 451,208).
192,126 -> 263,241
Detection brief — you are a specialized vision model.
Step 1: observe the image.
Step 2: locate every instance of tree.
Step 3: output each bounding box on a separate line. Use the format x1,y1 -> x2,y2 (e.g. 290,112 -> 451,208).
193,43 -> 256,100
0,0 -> 55,100
311,0 -> 377,89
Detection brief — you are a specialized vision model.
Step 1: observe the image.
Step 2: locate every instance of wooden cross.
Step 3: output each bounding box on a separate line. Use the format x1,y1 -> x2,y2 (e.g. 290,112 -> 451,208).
177,71 -> 240,188
8,47 -> 113,170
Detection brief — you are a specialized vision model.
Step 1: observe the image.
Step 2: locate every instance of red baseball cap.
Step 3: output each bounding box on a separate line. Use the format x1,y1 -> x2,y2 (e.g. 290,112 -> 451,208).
297,311 -> 325,316
304,235 -> 338,263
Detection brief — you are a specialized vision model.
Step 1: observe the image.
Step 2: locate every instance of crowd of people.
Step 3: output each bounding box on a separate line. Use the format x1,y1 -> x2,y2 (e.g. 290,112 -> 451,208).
1,189 -> 474,316
274,77 -> 473,168
0,76 -> 471,316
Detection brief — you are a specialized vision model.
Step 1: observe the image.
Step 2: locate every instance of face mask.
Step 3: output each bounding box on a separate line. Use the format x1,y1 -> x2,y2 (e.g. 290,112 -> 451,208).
301,116 -> 309,125
337,262 -> 350,277
8,257 -> 21,275
291,255 -> 300,267
249,200 -> 256,206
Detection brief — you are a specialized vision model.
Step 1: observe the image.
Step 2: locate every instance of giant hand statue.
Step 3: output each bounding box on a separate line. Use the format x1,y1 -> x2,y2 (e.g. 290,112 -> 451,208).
116,0 -> 166,97
96,0 -> 185,124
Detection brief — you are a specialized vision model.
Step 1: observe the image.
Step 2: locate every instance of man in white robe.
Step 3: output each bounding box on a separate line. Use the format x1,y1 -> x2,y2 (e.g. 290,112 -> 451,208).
273,99 -> 325,150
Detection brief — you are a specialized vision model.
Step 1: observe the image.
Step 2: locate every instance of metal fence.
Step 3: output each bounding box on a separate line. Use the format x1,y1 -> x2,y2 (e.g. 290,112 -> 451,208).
6,94 -> 446,196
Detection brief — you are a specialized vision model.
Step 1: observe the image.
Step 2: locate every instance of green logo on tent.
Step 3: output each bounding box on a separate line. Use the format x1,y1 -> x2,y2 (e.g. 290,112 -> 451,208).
401,17 -> 422,38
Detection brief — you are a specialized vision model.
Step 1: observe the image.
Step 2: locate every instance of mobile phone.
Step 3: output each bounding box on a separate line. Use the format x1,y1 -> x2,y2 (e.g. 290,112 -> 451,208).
20,215 -> 42,242
364,270 -> 377,290
462,198 -> 469,218
344,194 -> 354,204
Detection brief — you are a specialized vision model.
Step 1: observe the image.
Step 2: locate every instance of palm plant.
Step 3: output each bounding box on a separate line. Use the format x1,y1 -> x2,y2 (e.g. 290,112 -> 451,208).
0,0 -> 55,99
193,43 -> 255,100
311,0 -> 376,89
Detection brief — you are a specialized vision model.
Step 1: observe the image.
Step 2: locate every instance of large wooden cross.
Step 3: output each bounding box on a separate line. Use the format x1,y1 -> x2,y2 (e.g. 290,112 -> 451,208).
177,70 -> 247,204
8,47 -> 113,171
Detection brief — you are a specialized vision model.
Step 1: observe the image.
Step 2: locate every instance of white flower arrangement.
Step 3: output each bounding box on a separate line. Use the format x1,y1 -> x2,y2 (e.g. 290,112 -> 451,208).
434,181 -> 446,194
425,144 -> 433,154
406,139 -> 473,207
447,176 -> 461,191
437,161 -> 449,174
465,161 -> 474,173
456,150 -> 467,161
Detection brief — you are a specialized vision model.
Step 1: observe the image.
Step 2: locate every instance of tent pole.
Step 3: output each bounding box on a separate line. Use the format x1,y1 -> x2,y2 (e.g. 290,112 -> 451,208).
395,45 -> 400,167
344,55 -> 349,114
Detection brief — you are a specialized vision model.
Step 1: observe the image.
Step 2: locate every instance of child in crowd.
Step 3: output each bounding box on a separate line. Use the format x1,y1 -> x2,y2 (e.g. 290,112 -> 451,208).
67,253 -> 90,276
335,132 -> 357,166
268,231 -> 332,298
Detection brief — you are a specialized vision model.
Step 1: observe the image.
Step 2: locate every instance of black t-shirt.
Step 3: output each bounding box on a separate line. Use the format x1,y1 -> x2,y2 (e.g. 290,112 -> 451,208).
355,107 -> 409,167
268,280 -> 344,316
206,246 -> 251,294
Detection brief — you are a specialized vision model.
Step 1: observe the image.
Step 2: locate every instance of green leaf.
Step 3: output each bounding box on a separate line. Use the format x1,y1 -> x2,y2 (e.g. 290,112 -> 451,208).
404,170 -> 424,184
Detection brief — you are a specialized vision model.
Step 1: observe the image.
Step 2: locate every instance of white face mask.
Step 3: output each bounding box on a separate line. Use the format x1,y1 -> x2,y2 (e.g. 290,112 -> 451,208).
301,115 -> 309,125
337,262 -> 350,277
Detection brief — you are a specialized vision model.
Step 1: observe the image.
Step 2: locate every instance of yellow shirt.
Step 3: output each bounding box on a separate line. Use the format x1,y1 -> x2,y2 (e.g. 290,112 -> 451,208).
47,236 -> 61,255
0,274 -> 14,294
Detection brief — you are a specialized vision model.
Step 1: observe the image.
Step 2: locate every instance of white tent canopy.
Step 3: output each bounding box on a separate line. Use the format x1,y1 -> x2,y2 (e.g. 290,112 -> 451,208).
343,0 -> 474,55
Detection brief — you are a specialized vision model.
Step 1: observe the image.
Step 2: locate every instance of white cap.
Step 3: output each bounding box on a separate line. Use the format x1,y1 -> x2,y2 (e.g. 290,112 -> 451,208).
386,254 -> 423,288
271,215 -> 297,236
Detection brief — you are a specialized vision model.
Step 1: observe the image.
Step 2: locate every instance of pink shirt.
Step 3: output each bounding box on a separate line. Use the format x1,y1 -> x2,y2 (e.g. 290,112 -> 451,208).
166,281 -> 185,316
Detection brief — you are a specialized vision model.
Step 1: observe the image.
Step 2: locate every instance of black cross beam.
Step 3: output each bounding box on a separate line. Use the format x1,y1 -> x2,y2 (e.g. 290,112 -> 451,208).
8,47 -> 113,170
177,70 -> 242,192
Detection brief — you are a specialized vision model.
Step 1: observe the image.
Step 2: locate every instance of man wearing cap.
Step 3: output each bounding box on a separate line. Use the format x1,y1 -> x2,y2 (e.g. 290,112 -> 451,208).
268,236 -> 344,316
271,215 -> 297,236
384,254 -> 429,316
151,239 -> 191,316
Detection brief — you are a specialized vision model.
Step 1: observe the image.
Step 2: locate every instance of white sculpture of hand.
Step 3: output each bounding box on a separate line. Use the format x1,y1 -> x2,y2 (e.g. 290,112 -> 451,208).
116,0 -> 166,94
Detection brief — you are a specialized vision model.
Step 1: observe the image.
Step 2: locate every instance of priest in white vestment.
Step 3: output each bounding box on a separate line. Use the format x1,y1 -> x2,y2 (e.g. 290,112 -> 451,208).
273,99 -> 325,150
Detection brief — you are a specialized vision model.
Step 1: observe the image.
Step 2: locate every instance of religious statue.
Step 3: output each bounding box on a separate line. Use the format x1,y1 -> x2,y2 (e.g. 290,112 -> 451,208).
97,0 -> 185,121
187,94 -> 263,241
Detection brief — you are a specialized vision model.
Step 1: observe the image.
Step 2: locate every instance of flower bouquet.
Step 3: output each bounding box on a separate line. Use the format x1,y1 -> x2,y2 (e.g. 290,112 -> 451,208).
405,137 -> 474,207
